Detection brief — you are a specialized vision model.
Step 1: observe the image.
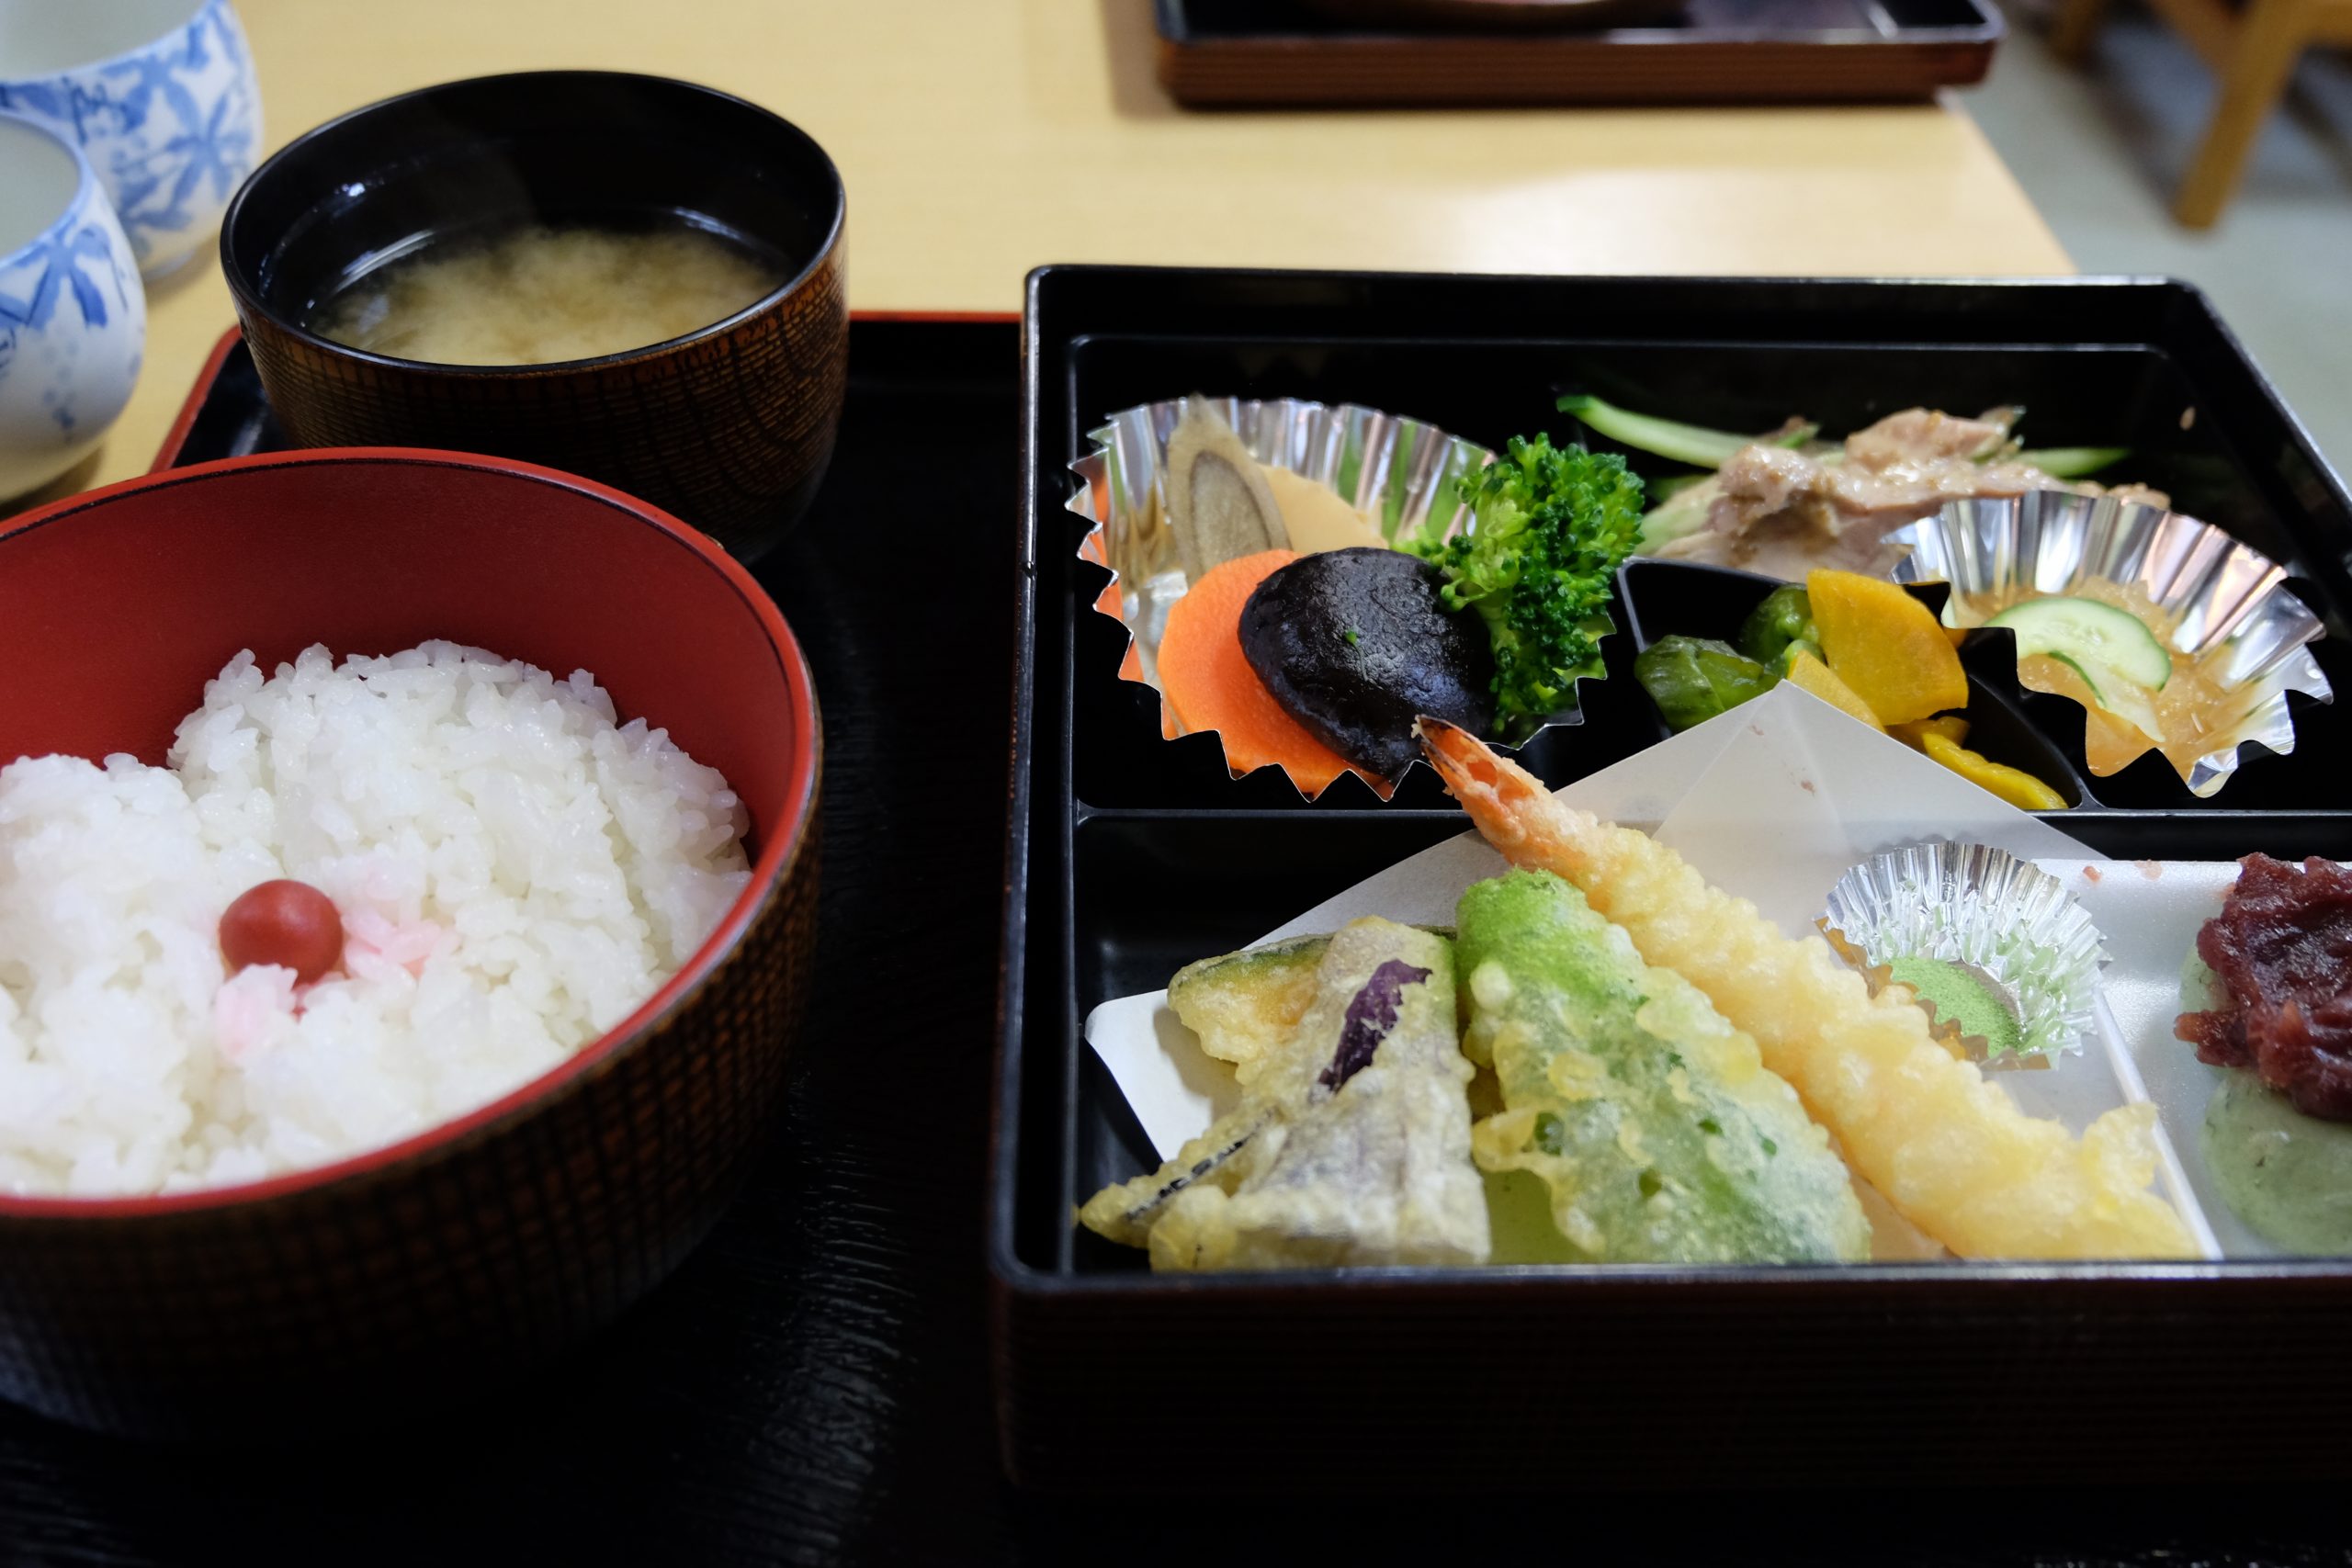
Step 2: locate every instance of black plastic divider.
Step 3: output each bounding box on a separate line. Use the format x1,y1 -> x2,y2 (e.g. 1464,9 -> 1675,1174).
2048,809 -> 2352,860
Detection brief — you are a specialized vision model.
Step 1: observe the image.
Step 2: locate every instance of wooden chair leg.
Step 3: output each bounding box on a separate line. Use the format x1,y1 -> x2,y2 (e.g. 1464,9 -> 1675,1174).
2173,0 -> 2314,226
2051,0 -> 2118,63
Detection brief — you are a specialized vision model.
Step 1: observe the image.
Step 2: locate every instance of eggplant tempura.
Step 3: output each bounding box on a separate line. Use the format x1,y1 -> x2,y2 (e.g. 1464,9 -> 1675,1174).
1080,919 -> 1489,1270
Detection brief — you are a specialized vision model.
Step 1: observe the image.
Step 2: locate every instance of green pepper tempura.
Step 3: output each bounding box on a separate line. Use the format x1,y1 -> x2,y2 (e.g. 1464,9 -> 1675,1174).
1453,870 -> 1869,1264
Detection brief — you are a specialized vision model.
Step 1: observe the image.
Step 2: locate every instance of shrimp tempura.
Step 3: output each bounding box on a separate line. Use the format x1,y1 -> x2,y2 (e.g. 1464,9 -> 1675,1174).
1419,717 -> 2196,1260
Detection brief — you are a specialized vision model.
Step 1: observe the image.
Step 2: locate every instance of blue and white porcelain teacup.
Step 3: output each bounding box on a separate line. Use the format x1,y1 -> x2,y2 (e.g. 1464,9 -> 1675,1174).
0,110 -> 144,499
0,0 -> 262,279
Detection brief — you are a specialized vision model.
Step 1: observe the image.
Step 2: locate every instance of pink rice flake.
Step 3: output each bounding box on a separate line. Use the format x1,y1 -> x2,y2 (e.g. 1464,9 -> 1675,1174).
213,964 -> 299,1066
343,907 -> 445,982
355,855 -> 411,908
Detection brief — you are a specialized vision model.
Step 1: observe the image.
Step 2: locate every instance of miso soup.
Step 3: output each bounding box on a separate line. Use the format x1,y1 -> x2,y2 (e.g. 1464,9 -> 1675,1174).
310,223 -> 787,366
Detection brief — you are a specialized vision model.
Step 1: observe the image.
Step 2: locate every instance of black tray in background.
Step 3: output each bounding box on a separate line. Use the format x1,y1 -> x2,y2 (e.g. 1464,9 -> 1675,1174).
1000,265 -> 2352,1495
1155,0 -> 2003,107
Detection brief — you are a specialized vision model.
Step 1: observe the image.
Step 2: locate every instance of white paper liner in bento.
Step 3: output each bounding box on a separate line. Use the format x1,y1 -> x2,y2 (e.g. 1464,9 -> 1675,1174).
1887,489 -> 2332,797
1082,683 -> 2222,1258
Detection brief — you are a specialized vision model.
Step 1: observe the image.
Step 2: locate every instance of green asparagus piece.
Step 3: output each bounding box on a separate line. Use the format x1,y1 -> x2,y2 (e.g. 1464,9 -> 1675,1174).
2013,446 -> 2131,479
1557,394 -> 1817,469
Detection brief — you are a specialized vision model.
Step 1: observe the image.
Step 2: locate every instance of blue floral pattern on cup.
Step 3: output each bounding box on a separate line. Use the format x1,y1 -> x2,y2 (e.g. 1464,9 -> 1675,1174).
0,114 -> 145,499
0,0 -> 262,279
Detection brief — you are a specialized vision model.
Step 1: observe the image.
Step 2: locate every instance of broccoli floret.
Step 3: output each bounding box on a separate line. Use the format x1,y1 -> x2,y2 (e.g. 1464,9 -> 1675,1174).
1407,434 -> 1645,731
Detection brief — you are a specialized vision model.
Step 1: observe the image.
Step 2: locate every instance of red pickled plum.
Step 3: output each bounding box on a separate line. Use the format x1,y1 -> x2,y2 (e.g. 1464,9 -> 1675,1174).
220,879 -> 345,985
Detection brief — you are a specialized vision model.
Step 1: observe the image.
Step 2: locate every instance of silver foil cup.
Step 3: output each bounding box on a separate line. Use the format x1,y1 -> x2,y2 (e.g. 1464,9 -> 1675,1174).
1069,396 -> 1524,798
1821,841 -> 2107,1068
1887,490 -> 2332,797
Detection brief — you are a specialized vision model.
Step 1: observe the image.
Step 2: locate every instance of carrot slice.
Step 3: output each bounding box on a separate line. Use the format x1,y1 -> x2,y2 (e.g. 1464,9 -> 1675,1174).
1158,550 -> 1366,797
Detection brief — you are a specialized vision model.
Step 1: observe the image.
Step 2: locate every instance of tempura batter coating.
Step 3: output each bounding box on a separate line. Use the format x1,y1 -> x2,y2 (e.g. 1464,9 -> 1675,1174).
1457,871 -> 1869,1262
1080,919 -> 1489,1270
1420,718 -> 2195,1260
1167,933 -> 1329,1085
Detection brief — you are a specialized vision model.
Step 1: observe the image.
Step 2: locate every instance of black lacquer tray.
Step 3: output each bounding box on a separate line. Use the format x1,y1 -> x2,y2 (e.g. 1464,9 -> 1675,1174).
998,265 -> 2352,1494
150,326 -> 287,468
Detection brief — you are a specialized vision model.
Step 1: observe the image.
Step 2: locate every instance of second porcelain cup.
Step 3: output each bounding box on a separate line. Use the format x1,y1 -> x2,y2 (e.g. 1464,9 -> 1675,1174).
0,0 -> 263,279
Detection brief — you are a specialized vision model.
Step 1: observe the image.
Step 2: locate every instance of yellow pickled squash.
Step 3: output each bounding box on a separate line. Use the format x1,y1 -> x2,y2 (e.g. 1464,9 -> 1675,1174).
1784,649 -> 1883,731
1889,715 -> 1970,749
1920,731 -> 2070,811
1807,570 -> 1970,726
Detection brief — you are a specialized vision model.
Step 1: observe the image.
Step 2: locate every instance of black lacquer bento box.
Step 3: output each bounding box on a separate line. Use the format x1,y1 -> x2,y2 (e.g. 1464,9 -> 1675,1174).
994,265 -> 2352,1493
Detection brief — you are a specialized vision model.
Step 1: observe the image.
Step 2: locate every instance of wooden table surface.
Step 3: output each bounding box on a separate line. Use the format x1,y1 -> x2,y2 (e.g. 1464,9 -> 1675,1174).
79,0 -> 2070,493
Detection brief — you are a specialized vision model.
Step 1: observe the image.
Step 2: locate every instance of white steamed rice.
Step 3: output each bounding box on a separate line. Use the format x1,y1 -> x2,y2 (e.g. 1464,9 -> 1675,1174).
0,642 -> 752,1198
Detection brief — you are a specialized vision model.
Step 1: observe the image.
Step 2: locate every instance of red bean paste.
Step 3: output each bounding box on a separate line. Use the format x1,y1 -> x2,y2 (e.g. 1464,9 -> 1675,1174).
2176,854 -> 2352,1122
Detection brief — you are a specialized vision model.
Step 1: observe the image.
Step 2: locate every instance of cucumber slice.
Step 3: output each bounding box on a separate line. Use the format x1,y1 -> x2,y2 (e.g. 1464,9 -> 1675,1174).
1556,394 -> 1815,469
2048,651 -> 2165,741
2047,651 -> 2106,700
1986,596 -> 2172,691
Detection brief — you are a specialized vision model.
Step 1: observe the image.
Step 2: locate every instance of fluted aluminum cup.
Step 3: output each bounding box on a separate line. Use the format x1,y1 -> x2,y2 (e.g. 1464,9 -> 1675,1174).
1821,840 -> 2107,1068
1071,396 -> 1602,799
1887,490 -> 2332,798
